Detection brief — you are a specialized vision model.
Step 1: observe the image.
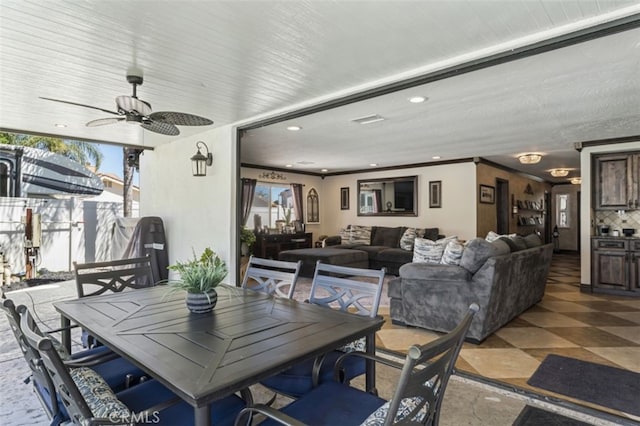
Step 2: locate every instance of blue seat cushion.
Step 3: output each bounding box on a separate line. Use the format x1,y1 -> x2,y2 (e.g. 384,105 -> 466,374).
117,380 -> 246,426
261,381 -> 385,426
260,350 -> 366,398
91,356 -> 146,393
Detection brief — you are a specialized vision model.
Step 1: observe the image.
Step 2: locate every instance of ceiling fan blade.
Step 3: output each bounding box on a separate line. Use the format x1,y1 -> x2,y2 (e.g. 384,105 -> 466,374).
40,97 -> 120,115
116,95 -> 152,116
149,111 -> 213,126
86,117 -> 125,127
141,121 -> 180,136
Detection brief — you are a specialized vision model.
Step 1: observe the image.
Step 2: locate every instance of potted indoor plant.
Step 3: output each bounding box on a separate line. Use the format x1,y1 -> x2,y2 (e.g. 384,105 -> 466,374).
166,247 -> 227,313
240,227 -> 256,256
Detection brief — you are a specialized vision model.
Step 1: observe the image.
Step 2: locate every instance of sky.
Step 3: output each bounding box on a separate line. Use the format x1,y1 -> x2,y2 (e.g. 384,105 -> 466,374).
94,143 -> 139,185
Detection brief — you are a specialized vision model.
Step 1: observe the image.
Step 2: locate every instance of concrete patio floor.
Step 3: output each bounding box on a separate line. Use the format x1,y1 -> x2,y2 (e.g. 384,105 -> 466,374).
0,281 -> 615,425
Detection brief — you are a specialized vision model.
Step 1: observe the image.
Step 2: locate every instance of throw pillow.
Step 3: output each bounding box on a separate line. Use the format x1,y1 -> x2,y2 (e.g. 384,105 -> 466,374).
70,367 -> 130,419
440,239 -> 465,265
339,227 -> 352,244
360,396 -> 428,425
336,337 -> 366,353
509,235 -> 527,251
400,228 -> 418,251
459,238 -> 501,274
371,226 -> 402,247
421,228 -> 439,241
413,238 -> 446,264
351,225 -> 372,245
485,231 -> 516,242
523,233 -> 542,248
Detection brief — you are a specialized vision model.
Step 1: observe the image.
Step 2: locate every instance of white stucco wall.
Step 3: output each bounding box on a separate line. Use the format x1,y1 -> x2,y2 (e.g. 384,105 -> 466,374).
580,140 -> 640,285
140,125 -> 238,282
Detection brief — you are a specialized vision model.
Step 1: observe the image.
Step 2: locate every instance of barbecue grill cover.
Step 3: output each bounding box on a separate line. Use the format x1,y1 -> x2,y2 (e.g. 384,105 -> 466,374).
122,216 -> 168,283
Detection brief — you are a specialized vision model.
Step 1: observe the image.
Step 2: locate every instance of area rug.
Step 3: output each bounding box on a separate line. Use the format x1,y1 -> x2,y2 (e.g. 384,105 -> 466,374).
527,354 -> 640,416
513,406 -> 590,426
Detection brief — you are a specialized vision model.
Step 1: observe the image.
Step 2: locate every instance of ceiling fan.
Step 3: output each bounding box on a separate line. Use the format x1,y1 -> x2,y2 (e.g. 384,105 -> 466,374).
40,73 -> 213,136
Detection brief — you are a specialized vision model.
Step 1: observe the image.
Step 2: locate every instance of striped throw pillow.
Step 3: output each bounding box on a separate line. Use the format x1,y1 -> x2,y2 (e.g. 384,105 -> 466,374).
412,238 -> 446,264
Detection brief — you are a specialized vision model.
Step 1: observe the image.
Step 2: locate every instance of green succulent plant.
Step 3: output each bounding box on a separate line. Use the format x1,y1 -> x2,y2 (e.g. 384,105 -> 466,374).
166,248 -> 227,295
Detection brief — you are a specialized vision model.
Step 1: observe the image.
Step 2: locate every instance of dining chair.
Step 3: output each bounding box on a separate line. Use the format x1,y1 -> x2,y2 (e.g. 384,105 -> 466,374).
260,261 -> 386,399
19,304 -> 248,426
236,304 -> 479,426
74,255 -> 156,347
2,299 -> 144,425
240,256 -> 302,298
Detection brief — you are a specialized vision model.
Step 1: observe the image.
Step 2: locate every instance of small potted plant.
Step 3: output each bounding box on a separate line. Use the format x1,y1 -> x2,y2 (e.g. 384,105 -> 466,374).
166,247 -> 227,313
240,227 -> 256,256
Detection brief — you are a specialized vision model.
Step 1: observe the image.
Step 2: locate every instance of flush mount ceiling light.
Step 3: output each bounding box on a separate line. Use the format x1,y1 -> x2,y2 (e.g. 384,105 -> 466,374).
321,168 -> 328,172
286,125 -> 301,131
570,177 -> 582,185
369,163 -> 378,167
432,156 -> 441,160
550,169 -> 570,177
55,123 -> 67,128
285,164 -> 293,168
518,153 -> 542,164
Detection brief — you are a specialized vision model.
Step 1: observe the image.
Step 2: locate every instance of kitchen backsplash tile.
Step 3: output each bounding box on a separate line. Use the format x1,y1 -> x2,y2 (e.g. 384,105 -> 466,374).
595,210 -> 640,235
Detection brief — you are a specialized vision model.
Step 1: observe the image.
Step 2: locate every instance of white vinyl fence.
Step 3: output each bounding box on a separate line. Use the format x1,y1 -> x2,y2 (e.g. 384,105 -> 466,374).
0,197 -> 137,275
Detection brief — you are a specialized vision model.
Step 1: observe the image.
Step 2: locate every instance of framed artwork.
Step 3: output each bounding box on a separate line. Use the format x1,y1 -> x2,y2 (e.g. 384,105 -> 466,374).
340,187 -> 349,210
306,188 -> 320,223
479,184 -> 495,204
429,181 -> 441,208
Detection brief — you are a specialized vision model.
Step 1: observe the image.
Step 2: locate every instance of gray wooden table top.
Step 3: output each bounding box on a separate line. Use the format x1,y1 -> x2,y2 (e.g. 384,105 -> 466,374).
54,284 -> 384,408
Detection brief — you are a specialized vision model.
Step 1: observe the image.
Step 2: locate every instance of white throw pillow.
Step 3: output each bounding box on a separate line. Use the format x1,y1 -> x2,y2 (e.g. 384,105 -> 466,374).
400,228 -> 418,251
485,231 -> 516,242
440,239 -> 465,265
413,238 -> 446,264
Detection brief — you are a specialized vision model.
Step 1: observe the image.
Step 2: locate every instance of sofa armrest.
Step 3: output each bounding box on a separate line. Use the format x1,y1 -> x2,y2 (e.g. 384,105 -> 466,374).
321,235 -> 342,247
398,263 -> 471,281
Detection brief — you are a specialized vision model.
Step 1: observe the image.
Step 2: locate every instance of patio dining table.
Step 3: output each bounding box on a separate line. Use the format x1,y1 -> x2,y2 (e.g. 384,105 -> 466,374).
54,284 -> 384,426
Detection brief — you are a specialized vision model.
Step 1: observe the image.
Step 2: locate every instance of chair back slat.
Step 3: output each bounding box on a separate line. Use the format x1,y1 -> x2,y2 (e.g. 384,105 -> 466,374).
241,256 -> 302,299
309,262 -> 385,318
385,304 -> 479,426
74,256 -> 156,298
1,299 -> 59,419
19,305 -> 95,423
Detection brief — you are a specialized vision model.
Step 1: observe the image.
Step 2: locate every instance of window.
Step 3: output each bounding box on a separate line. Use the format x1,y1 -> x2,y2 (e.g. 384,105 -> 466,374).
556,194 -> 570,228
246,182 -> 297,230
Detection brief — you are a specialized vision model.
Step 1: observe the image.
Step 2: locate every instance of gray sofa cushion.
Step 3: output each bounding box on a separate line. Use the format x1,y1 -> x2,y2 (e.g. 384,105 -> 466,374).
460,238 -> 507,273
422,228 -> 439,241
371,226 -> 403,247
497,236 -> 519,252
352,245 -> 388,258
375,248 -> 413,263
524,233 -> 542,248
398,263 -> 471,281
510,235 -> 528,251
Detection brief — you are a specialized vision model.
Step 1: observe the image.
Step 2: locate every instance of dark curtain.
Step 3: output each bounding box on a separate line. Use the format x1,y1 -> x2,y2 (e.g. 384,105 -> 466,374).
290,183 -> 303,224
373,189 -> 383,213
240,178 -> 257,226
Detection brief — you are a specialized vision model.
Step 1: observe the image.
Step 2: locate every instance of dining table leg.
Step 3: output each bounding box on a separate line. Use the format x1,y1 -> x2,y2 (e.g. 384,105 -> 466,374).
194,405 -> 210,426
61,315 -> 71,354
365,332 -> 377,393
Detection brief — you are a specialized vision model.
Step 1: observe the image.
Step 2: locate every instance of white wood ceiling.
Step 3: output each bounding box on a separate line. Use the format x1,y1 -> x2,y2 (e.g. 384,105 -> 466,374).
1,1 -> 639,182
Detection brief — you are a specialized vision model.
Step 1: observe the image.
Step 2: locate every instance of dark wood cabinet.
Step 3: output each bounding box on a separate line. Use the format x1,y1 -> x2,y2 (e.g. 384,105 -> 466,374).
591,237 -> 640,294
594,152 -> 640,210
253,233 -> 312,259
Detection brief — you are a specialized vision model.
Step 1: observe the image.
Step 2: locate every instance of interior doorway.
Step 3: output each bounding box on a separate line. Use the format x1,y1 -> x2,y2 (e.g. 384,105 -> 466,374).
496,179 -> 510,235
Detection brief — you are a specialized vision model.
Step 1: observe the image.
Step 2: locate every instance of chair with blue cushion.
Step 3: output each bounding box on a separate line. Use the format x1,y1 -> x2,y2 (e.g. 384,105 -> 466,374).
236,304 -> 479,426
260,261 -> 386,399
241,255 -> 302,298
74,255 -> 156,347
20,304 -> 247,426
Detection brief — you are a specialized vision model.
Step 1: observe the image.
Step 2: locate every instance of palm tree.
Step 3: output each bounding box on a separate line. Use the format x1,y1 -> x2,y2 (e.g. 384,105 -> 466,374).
0,133 -> 103,169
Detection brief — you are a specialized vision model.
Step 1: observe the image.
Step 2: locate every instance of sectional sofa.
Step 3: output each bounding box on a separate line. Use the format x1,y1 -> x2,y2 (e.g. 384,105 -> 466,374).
388,234 -> 553,342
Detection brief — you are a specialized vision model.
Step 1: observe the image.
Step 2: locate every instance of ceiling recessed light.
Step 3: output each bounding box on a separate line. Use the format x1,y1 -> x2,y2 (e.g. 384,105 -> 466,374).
55,123 -> 67,128
321,168 -> 328,172
369,163 -> 378,167
285,164 -> 293,168
408,96 -> 427,103
432,156 -> 441,160
286,125 -> 301,131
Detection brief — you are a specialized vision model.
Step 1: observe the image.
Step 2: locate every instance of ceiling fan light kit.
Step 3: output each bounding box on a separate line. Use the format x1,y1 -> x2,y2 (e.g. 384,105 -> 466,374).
518,153 -> 542,164
41,73 -> 213,136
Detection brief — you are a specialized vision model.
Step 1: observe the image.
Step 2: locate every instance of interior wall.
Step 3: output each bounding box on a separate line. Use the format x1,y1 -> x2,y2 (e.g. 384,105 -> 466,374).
476,163 -> 551,239
551,183 -> 580,251
321,162 -> 477,241
580,140 -> 640,286
140,125 -> 238,283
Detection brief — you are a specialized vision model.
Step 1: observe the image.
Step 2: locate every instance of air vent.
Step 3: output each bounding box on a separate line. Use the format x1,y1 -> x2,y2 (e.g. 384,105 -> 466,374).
351,114 -> 385,125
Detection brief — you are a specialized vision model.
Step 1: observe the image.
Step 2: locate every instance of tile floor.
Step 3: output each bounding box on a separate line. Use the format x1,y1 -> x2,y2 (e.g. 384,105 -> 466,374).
376,252 -> 640,421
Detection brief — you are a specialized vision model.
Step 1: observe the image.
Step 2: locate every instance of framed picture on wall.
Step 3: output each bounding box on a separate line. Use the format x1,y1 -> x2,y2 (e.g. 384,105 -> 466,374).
340,187 -> 349,210
479,184 -> 495,204
429,181 -> 441,208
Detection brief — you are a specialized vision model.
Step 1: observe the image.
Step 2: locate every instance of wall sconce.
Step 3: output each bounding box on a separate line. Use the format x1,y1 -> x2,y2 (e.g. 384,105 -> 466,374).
511,194 -> 518,216
549,169 -> 569,177
518,153 -> 542,164
191,141 -> 213,177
